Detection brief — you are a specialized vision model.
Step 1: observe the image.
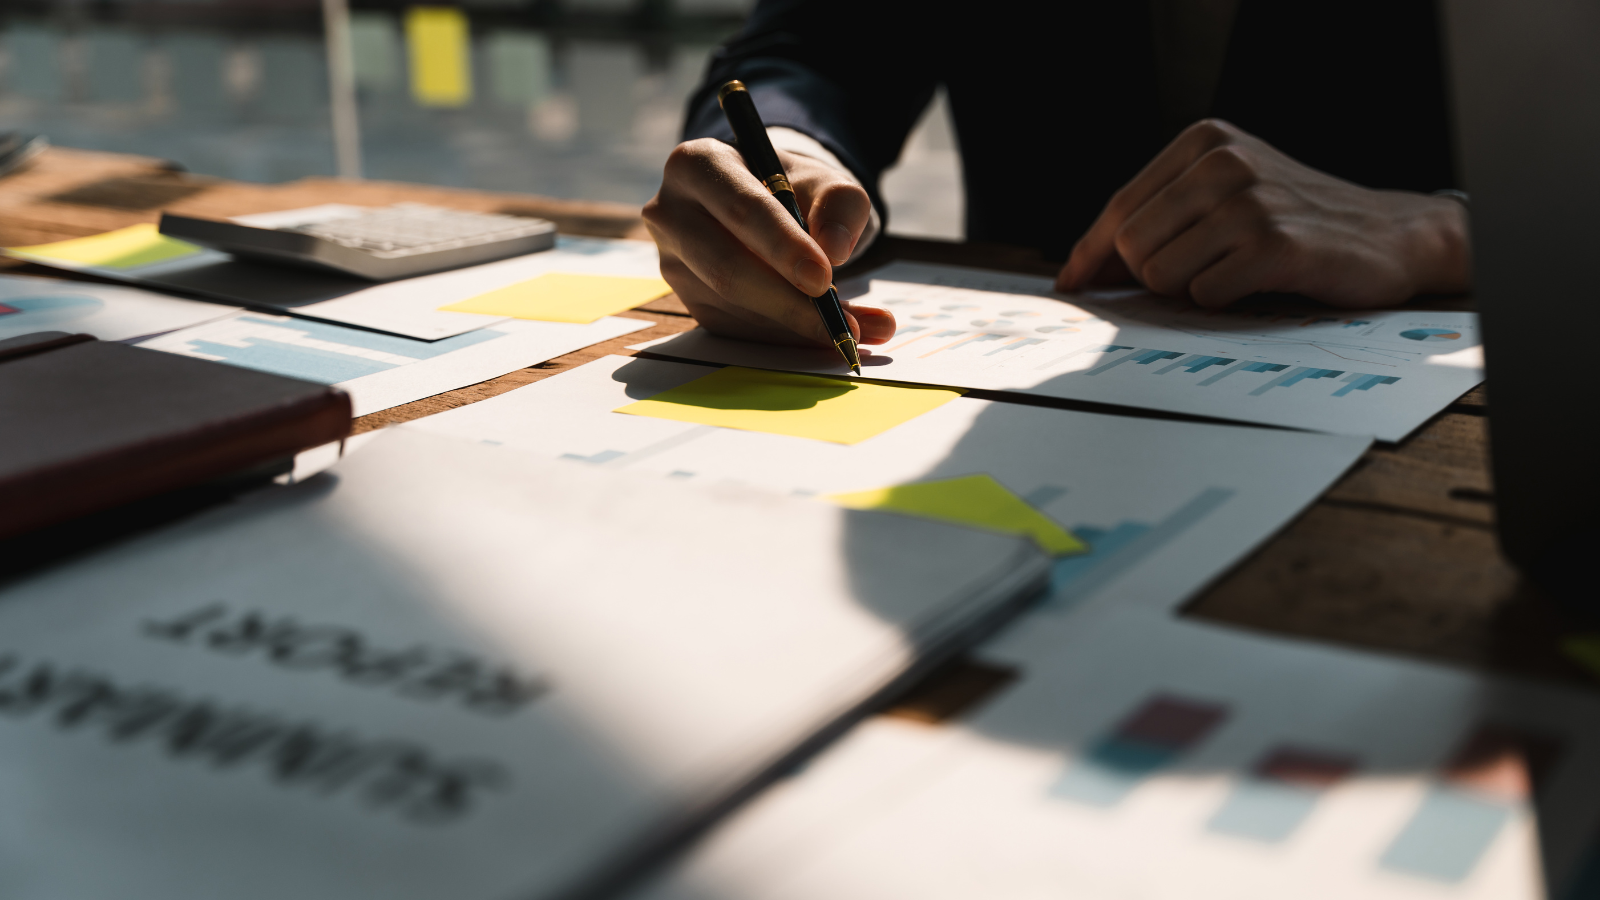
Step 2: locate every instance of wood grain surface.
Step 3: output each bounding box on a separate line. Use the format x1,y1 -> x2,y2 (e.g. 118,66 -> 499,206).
4,147 -> 1593,694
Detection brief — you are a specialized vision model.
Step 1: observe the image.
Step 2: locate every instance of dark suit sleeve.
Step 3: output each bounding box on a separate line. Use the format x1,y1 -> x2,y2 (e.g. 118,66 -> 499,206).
681,0 -> 940,223
1212,0 -> 1456,192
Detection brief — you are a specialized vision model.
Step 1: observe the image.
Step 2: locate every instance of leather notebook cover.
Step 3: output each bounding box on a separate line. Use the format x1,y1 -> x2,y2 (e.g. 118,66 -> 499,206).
0,331 -> 352,540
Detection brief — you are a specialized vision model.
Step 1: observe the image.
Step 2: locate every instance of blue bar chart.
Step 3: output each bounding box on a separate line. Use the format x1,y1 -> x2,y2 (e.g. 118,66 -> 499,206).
1380,725 -> 1561,883
1207,745 -> 1358,843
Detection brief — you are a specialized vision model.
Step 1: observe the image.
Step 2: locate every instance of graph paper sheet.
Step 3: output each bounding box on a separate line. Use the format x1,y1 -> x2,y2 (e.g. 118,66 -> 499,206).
633,262 -> 1485,441
405,354 -> 1371,617
626,608 -> 1600,900
137,310 -> 650,417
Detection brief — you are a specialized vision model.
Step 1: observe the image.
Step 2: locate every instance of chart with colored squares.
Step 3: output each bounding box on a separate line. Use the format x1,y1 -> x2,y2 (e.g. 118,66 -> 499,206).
636,611 -> 1600,900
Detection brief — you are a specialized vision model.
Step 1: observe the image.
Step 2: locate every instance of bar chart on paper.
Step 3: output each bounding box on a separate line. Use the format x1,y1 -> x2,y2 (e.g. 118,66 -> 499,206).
407,355 -> 1368,622
639,262 -> 1484,439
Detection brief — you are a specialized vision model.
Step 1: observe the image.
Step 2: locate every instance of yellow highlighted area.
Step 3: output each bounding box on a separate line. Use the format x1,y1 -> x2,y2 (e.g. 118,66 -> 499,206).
828,474 -> 1087,556
407,6 -> 473,107
440,273 -> 673,323
9,224 -> 201,270
1562,634 -> 1600,680
614,366 -> 961,444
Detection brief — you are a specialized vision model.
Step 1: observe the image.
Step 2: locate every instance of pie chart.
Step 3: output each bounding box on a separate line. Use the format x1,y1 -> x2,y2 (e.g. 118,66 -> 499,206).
1399,327 -> 1462,342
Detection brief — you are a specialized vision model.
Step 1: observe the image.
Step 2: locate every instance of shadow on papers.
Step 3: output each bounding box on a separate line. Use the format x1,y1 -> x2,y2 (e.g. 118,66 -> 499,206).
636,329 -> 1596,900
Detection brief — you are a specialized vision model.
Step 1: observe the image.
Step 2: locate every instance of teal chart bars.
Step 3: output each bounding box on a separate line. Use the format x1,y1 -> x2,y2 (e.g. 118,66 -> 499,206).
1052,694 -> 1229,807
1380,725 -> 1561,883
1043,487 -> 1235,612
1207,745 -> 1359,842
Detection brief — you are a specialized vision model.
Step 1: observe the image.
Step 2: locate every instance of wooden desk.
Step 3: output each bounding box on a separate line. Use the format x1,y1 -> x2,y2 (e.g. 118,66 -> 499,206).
3,147 -> 1593,694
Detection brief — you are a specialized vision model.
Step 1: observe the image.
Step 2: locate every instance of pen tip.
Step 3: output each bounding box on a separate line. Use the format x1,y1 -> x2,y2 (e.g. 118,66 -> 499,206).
835,334 -> 863,376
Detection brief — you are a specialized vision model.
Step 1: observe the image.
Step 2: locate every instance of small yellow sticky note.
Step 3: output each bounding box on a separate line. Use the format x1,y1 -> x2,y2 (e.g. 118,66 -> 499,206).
827,474 -> 1087,556
440,273 -> 673,323
407,6 -> 472,107
615,367 -> 961,444
8,224 -> 201,270
1562,634 -> 1600,680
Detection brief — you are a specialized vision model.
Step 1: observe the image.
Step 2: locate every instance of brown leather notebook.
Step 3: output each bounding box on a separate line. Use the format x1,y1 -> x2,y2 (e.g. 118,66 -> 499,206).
0,331 -> 351,540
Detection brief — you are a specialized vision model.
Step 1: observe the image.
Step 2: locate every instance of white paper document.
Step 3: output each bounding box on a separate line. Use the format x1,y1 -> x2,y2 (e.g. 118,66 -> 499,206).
406,354 -> 1371,616
0,429 -> 1048,900
137,310 -> 651,416
631,609 -> 1600,900
11,222 -> 663,340
0,273 -> 238,341
635,262 -> 1484,441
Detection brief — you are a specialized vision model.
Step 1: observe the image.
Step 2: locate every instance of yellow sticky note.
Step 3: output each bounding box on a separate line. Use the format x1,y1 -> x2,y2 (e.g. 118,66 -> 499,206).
9,224 -> 201,270
827,474 -> 1087,556
1562,634 -> 1600,679
440,273 -> 673,323
407,6 -> 472,107
615,367 -> 961,444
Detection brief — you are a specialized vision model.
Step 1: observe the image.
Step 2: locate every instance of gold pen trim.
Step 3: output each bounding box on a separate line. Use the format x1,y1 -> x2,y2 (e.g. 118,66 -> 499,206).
763,174 -> 793,195
717,80 -> 747,105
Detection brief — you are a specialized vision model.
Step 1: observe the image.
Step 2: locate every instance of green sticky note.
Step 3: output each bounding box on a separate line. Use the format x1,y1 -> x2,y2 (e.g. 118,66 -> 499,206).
827,474 -> 1087,556
9,224 -> 201,270
1562,634 -> 1600,679
614,366 -> 962,444
440,273 -> 673,324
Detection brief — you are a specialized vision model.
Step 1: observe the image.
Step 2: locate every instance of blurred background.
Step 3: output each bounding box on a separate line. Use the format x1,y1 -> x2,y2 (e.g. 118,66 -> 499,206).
0,0 -> 963,238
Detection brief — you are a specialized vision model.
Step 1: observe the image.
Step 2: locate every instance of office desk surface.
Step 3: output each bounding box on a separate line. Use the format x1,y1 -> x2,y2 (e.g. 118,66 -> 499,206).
2,146 -> 1590,694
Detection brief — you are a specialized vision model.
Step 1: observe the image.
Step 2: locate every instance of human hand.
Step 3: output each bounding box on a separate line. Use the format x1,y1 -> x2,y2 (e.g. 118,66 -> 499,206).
644,138 -> 896,347
1055,119 -> 1470,309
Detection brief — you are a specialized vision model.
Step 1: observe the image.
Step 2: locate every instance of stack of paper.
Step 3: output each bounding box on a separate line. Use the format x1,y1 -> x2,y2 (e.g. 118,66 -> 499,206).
406,355 -> 1371,618
0,429 -> 1048,900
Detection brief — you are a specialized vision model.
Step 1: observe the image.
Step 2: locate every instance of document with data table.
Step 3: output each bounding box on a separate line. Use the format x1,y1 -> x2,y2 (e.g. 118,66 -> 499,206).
636,262 -> 1484,441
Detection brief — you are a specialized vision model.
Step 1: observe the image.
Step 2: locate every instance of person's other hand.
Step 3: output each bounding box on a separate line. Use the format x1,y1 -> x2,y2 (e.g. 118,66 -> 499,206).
1055,119 -> 1470,309
644,138 -> 896,347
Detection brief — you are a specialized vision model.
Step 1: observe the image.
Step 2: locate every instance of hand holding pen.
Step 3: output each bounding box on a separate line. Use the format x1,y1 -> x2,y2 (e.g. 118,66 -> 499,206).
642,84 -> 897,366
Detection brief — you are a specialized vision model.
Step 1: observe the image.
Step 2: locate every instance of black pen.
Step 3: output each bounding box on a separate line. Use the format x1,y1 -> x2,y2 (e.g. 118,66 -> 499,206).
718,80 -> 862,375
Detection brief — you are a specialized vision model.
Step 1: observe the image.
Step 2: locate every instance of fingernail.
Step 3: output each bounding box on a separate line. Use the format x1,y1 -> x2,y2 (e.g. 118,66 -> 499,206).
819,222 -> 854,264
794,257 -> 830,295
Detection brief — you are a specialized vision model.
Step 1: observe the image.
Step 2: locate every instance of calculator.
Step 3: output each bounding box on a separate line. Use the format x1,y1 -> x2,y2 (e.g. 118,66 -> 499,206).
159,203 -> 557,280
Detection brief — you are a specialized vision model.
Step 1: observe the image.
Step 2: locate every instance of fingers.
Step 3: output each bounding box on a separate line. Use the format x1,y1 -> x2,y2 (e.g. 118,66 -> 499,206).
1144,194 -> 1292,307
659,139 -> 835,297
1114,145 -> 1258,279
845,303 -> 897,344
792,159 -> 872,265
1056,119 -> 1241,292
